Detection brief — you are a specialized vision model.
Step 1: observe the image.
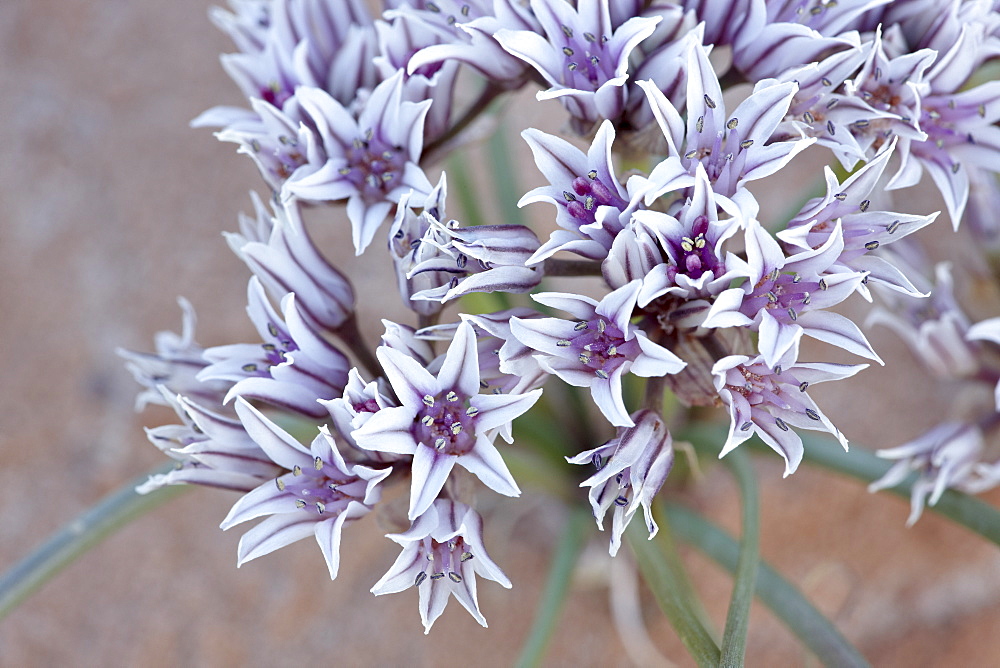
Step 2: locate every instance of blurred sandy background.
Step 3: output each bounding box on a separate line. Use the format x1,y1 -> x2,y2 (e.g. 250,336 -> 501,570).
2,0 -> 1000,665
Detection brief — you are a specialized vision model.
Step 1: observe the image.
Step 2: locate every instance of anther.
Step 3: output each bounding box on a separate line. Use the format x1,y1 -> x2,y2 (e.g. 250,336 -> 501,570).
293,465 -> 303,476
242,363 -> 258,373
562,46 -> 574,56
430,572 -> 445,580
574,320 -> 589,331
460,551 -> 474,562
818,278 -> 828,290
563,191 -> 577,201
864,240 -> 880,250
740,139 -> 754,149
414,571 -> 427,586
592,453 -> 603,468
466,406 -> 479,417
608,346 -> 618,356
338,167 -> 351,176
887,220 -> 900,234
727,118 -> 739,130
799,381 -> 809,392
696,116 -> 704,133
314,456 -> 324,470
275,478 -> 286,491
584,32 -> 596,42
614,496 -> 629,506
803,111 -> 815,124
450,423 -> 463,435
741,421 -> 753,431
859,199 -> 870,212
434,438 -> 447,450
685,149 -> 698,160
295,499 -> 307,509
834,192 -> 846,201
821,77 -> 832,87
827,120 -> 836,135
316,501 -> 326,514
561,24 -> 573,38
421,415 -> 435,426
423,395 -> 435,407
595,369 -> 609,379
775,417 -> 789,431
579,353 -> 591,364
951,162 -> 961,174
448,572 -> 462,583
446,391 -> 459,402
704,94 -> 716,109
805,409 -> 821,421
774,365 -> 782,375
597,319 -> 606,333
588,169 -> 598,179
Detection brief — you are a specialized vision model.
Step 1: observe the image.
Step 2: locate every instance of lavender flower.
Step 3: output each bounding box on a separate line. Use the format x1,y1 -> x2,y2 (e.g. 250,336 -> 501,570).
371,498 -> 511,633
520,120 -> 637,264
714,348 -> 867,476
138,389 -> 281,494
566,409 -> 674,556
283,71 -> 435,254
495,0 -> 660,132
510,281 -> 685,427
869,422 -> 990,525
353,320 -> 542,520
117,297 -> 228,410
221,399 -> 391,579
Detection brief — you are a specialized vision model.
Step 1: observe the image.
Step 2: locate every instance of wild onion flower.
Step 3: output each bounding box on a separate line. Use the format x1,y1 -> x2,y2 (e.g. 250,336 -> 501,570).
371,498 -> 512,633
510,281 -> 686,427
567,409 -> 674,556
714,348 -> 867,476
353,320 -> 542,520
221,399 -> 391,579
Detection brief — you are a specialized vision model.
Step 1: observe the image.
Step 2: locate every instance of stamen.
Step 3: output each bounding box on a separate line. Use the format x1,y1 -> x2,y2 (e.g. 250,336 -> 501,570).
423,394 -> 435,407
556,339 -> 571,347
422,415 -> 435,426
446,391 -> 459,402
314,456 -> 323,471
595,369 -> 609,379
799,382 -> 809,392
295,499 -> 307,509
414,571 -> 427,586
740,139 -> 754,149
696,116 -> 704,133
727,118 -> 739,129
741,421 -> 753,431
859,199 -> 870,212
316,501 -> 326,514
704,94 -> 716,109
775,417 -> 789,431
805,409 -> 821,420
887,220 -> 900,234
293,465 -> 303,477
466,406 -> 480,417
460,552 -> 474,562
434,438 -> 447,450
614,496 -> 629,506
430,572 -> 445,580
275,478 -> 285,491
448,572 -> 462,583
450,423 -> 463,435
864,240 -> 880,251
834,192 -> 847,201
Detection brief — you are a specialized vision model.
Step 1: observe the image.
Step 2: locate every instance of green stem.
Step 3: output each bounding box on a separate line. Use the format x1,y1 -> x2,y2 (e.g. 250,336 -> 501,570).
0,464 -> 189,620
516,509 -> 591,668
667,503 -> 870,667
627,510 -> 721,667
719,448 -> 760,667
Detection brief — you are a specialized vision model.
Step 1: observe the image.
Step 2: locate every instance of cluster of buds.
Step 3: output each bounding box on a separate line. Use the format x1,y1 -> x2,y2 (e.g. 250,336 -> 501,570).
120,0 -> 1000,632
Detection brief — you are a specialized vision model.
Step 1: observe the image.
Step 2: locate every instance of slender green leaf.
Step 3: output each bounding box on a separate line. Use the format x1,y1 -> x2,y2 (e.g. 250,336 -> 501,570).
516,509 -> 591,668
666,503 -> 870,667
0,464 -> 189,620
488,120 -> 528,228
719,448 -> 760,667
628,513 -> 721,667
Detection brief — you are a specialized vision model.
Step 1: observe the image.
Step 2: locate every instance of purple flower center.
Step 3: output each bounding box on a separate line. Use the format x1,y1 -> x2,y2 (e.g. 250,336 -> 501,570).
559,26 -> 614,90
412,535 -> 474,587
742,270 -> 820,323
341,129 -> 407,202
725,361 -> 816,429
664,215 -> 721,282
561,317 -> 639,378
413,391 -> 478,455
562,170 -> 627,227
277,460 -> 367,516
260,81 -> 293,109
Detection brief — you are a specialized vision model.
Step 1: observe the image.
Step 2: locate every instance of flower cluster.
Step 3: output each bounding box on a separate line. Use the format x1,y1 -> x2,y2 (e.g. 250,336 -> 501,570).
120,0 -> 1000,633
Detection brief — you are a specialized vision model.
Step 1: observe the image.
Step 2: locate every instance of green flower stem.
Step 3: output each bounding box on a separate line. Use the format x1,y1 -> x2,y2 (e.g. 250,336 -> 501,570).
680,423 -> 1000,547
627,510 -> 721,667
515,508 -> 591,668
0,463 -> 189,621
487,118 -> 527,229
665,503 -> 870,667
719,448 -> 760,668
